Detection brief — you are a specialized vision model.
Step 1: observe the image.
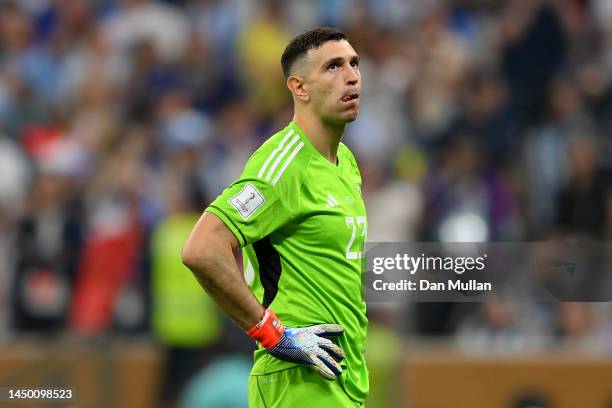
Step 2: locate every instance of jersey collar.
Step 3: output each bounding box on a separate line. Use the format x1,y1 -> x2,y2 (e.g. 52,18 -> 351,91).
288,121 -> 342,170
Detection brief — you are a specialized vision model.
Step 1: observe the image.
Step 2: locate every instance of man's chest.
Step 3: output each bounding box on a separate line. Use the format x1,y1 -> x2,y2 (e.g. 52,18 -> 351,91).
289,170 -> 368,261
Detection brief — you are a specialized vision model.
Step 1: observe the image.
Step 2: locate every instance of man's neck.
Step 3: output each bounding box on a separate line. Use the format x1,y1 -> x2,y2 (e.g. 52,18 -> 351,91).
293,111 -> 345,164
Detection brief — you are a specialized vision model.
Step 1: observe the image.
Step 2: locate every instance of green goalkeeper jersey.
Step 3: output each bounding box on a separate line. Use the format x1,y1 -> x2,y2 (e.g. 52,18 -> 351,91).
205,121 -> 368,403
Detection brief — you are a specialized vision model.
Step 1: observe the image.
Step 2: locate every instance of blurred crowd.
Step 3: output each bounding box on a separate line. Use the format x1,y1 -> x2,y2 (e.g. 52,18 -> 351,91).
1,0 -> 612,405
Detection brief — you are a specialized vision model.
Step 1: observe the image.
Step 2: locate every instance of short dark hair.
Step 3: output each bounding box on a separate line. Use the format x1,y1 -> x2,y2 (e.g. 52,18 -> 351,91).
281,27 -> 347,78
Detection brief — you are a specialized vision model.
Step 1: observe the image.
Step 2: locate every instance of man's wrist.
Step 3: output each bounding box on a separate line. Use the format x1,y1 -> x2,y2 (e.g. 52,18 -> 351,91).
246,307 -> 285,349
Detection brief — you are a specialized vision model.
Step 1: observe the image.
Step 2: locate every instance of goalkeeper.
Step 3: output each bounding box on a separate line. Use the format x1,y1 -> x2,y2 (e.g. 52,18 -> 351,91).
182,27 -> 368,407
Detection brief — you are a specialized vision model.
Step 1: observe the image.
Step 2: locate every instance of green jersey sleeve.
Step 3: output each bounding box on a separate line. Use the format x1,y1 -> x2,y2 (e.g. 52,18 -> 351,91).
205,137 -> 303,247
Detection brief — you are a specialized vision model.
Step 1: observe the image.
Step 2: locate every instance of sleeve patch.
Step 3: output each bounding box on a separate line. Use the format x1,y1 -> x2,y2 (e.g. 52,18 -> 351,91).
228,183 -> 265,220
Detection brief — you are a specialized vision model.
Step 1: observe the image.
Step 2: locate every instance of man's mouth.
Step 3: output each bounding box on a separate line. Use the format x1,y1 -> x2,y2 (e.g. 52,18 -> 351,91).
341,93 -> 359,102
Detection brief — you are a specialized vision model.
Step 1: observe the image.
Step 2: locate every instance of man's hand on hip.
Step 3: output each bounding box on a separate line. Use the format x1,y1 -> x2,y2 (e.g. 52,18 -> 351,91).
247,308 -> 346,380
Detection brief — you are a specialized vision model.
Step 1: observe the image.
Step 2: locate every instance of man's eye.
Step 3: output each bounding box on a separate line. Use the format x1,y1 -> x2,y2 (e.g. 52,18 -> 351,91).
351,61 -> 359,68
329,63 -> 338,70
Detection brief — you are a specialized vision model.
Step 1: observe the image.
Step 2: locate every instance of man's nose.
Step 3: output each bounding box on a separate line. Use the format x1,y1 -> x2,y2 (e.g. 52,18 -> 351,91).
346,68 -> 359,85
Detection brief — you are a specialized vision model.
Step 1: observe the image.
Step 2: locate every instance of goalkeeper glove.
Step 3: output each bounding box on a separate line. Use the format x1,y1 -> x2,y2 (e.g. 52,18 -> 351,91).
247,307 -> 345,380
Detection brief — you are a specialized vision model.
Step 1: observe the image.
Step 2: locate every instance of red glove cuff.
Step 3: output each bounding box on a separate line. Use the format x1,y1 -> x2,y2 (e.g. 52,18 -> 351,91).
247,308 -> 285,350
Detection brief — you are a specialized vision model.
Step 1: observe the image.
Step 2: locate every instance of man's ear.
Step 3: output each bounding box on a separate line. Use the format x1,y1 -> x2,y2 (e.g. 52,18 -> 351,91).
287,75 -> 309,103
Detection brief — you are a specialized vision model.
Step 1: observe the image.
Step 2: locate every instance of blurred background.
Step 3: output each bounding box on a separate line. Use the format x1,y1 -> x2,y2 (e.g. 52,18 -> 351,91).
1,0 -> 612,407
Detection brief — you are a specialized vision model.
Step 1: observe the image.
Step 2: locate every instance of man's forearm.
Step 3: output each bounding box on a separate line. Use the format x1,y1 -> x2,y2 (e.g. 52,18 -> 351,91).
183,237 -> 264,330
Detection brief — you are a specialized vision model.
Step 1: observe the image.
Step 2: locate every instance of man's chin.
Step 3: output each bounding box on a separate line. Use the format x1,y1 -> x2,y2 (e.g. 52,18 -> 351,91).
339,107 -> 360,122
323,110 -> 359,125
344,112 -> 359,123
333,115 -> 358,125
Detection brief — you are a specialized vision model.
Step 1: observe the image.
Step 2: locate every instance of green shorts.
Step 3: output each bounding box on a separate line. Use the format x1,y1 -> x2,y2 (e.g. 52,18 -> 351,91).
248,366 -> 363,408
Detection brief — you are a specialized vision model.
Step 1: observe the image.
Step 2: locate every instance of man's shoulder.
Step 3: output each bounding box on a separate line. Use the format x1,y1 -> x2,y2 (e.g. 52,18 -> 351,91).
242,125 -> 312,189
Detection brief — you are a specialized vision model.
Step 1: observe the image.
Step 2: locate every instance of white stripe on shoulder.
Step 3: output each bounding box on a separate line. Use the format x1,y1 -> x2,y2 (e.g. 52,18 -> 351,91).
272,141 -> 304,186
264,134 -> 300,182
257,129 -> 294,179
